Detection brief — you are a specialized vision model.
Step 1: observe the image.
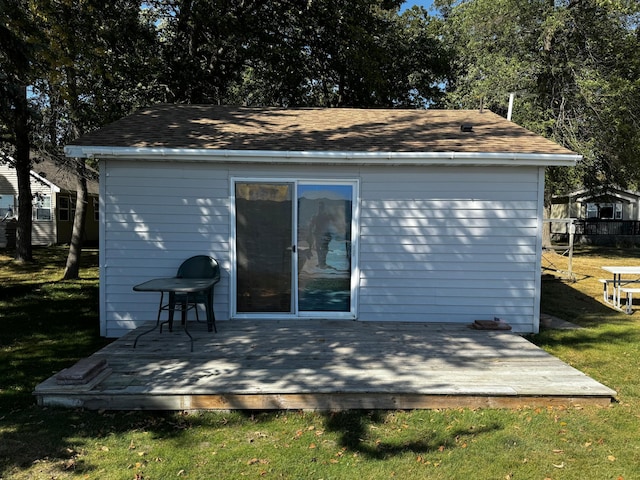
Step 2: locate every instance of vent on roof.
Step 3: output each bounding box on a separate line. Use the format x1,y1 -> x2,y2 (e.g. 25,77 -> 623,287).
460,124 -> 473,133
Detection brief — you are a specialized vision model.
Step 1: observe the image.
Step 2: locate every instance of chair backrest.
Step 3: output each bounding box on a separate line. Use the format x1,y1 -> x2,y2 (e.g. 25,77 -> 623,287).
177,255 -> 220,282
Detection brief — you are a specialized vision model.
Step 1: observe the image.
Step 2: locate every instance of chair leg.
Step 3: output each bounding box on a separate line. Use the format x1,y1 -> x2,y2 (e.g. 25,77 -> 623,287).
206,294 -> 216,332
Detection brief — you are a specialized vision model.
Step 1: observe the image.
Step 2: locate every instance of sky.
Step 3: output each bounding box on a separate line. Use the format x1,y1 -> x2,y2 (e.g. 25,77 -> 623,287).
402,0 -> 435,12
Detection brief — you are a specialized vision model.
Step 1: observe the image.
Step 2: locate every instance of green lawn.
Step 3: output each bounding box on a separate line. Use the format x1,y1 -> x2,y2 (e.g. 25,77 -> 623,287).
1,246 -> 639,479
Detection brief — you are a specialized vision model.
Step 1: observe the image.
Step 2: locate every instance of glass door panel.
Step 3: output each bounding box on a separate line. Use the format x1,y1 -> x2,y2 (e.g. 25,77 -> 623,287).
297,184 -> 353,312
235,182 -> 293,313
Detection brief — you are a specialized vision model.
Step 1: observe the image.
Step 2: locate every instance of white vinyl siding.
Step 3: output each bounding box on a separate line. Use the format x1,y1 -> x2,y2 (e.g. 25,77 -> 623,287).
358,166 -> 541,331
0,163 -> 57,246
100,160 -> 543,337
100,161 -> 231,337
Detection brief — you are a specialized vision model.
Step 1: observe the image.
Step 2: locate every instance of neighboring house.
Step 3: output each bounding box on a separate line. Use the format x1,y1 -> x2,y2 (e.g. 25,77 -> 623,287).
0,155 -> 100,247
64,105 -> 579,337
550,187 -> 640,241
552,187 -> 640,221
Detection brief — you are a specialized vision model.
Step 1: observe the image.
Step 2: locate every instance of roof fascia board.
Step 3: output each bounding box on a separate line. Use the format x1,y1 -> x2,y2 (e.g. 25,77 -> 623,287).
64,146 -> 580,167
6,154 -> 62,192
575,191 -> 640,203
29,170 -> 61,193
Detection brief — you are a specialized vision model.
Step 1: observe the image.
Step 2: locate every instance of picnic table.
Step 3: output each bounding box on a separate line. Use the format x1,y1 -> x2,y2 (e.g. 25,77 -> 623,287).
601,266 -> 640,313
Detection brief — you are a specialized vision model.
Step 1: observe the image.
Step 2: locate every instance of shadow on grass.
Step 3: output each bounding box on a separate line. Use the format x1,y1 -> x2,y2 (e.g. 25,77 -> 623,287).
0,407 -> 505,477
541,276 -> 637,328
322,410 -> 502,460
0,407 -> 216,476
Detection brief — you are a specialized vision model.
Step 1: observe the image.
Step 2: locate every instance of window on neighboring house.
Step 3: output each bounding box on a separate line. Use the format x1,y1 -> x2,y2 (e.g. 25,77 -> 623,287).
586,202 -> 623,220
59,196 -> 70,221
93,197 -> 99,221
615,203 -> 623,219
599,204 -> 614,219
58,196 -> 77,221
0,195 -> 15,219
33,193 -> 51,221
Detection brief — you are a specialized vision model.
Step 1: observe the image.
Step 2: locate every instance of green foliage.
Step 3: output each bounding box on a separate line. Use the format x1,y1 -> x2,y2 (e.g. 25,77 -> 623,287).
436,0 -> 640,195
28,0 -> 164,146
149,0 -> 449,107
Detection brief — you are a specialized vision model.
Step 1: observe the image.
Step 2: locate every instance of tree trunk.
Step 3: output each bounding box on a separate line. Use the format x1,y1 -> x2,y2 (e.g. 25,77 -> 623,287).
63,160 -> 88,279
13,85 -> 33,263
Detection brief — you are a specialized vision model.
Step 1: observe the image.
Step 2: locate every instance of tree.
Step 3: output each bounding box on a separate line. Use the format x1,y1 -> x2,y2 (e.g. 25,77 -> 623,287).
229,1 -> 450,107
145,0 -> 450,108
27,0 -> 162,278
434,0 -> 640,244
0,0 -> 44,262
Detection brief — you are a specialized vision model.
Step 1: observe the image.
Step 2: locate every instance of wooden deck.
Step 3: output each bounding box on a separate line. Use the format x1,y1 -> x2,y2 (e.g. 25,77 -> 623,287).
34,320 -> 616,411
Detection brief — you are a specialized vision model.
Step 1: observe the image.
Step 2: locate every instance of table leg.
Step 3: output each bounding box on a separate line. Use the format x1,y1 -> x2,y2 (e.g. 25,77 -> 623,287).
616,273 -> 622,308
133,291 -> 166,348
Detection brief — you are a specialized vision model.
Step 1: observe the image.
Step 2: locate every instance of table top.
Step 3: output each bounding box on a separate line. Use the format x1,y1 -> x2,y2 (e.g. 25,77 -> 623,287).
133,277 -> 218,293
601,266 -> 640,275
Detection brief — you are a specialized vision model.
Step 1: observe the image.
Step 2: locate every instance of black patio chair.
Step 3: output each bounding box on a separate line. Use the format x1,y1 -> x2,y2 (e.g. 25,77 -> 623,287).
168,255 -> 221,333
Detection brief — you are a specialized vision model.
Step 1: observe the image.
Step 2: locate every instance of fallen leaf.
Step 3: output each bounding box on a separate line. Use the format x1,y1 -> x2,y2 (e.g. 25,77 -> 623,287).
309,443 -> 317,449
553,462 -> 565,468
608,455 -> 616,462
552,449 -> 564,454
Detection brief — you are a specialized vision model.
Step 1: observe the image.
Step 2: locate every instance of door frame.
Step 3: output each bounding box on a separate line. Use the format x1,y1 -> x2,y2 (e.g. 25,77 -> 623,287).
230,177 -> 359,319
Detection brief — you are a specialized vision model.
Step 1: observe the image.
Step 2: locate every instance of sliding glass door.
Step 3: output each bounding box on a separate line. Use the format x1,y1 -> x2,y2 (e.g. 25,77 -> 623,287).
297,184 -> 353,313
234,180 -> 356,317
235,182 -> 294,313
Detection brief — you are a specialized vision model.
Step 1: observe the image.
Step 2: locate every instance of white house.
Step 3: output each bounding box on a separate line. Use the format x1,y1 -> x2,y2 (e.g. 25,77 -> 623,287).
64,105 -> 579,337
0,155 -> 100,247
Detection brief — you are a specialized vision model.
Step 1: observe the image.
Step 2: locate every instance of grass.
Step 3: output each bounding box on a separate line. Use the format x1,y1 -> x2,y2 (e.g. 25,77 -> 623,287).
1,246 -> 639,479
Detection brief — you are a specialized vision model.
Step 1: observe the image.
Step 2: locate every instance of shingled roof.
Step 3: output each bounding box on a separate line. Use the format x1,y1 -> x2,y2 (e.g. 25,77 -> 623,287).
67,105 -> 576,158
31,155 -> 99,195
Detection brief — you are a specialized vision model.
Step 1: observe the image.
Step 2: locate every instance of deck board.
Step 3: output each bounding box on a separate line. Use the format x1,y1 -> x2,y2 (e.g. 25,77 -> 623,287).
34,320 -> 616,410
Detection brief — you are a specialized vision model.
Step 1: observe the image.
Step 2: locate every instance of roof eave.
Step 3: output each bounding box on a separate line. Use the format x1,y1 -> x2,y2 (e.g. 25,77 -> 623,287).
64,146 -> 580,167
29,170 -> 61,193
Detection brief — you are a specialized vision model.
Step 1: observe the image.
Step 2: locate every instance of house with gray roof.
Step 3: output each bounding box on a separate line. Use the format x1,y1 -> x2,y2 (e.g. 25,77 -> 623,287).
0,154 -> 99,247
65,105 -> 580,336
